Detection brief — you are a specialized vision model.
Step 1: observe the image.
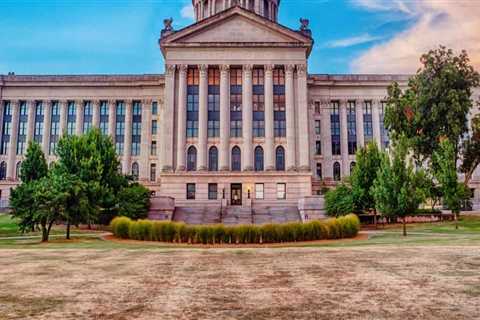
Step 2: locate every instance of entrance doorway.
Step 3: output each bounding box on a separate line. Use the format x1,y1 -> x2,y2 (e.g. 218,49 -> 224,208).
231,183 -> 242,206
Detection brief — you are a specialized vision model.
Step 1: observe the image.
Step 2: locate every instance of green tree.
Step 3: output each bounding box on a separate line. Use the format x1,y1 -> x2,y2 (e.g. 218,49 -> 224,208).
350,142 -> 382,225
385,46 -> 480,165
325,184 -> 354,217
433,139 -> 468,229
19,141 -> 48,183
460,114 -> 480,186
372,139 -> 425,236
9,181 -> 39,234
117,183 -> 151,220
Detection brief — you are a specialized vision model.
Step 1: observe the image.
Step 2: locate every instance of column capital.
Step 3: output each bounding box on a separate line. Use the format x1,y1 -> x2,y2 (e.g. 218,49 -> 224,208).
108,99 -> 117,105
124,99 -> 133,105
75,99 -> 84,106
285,64 -> 295,74
10,100 -> 19,108
264,64 -> 274,72
91,99 -> 101,106
178,64 -> 188,73
143,98 -> 153,105
296,64 -> 307,76
243,64 -> 253,72
199,64 -> 208,74
219,64 -> 230,72
165,64 -> 176,76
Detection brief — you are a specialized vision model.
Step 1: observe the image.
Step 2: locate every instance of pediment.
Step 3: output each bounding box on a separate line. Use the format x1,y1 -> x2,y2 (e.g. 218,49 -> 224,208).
160,6 -> 312,50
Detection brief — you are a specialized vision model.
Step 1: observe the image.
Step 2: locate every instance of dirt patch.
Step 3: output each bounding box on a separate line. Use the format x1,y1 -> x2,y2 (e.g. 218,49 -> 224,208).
0,246 -> 479,319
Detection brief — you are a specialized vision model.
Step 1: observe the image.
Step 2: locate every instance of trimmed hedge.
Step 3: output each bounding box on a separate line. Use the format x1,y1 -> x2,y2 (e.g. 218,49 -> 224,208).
110,214 -> 360,244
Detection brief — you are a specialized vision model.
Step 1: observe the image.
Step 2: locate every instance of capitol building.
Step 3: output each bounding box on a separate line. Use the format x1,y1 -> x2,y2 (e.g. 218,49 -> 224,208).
0,0 -> 479,222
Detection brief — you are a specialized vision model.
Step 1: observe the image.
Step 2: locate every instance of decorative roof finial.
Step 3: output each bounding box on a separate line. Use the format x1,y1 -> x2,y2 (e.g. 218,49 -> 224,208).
161,18 -> 174,38
299,18 -> 312,38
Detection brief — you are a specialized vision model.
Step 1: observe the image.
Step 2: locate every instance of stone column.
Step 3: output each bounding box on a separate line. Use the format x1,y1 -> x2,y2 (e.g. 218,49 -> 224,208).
0,102 -> 4,145
356,99 -> 365,148
198,64 -> 208,171
7,101 -> 19,180
340,99 -> 349,175
264,64 -> 275,170
285,64 -> 296,171
296,64 -> 310,171
123,99 -> 133,174
161,64 -> 176,172
219,64 -> 230,171
108,100 -> 116,142
92,100 -> 100,128
140,98 -> 152,181
242,64 -> 253,171
321,100 -> 333,178
75,99 -> 84,136
372,100 -> 382,148
176,65 -> 188,171
26,100 -> 35,144
42,100 -> 51,155
59,100 -> 68,137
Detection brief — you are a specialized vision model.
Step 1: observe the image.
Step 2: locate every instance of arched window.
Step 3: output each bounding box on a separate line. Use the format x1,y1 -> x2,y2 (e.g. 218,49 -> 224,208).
131,162 -> 139,181
0,162 -> 6,180
231,146 -> 241,171
187,146 -> 197,171
15,162 -> 21,181
254,146 -> 264,171
208,146 -> 218,171
333,162 -> 341,181
350,161 -> 356,175
275,146 -> 285,171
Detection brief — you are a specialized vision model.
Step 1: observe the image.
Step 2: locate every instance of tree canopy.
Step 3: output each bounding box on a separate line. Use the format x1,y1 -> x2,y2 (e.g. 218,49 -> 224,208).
19,141 -> 48,183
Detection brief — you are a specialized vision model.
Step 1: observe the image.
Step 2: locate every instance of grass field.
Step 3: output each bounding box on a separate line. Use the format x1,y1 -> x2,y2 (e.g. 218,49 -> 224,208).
1,214 -> 480,319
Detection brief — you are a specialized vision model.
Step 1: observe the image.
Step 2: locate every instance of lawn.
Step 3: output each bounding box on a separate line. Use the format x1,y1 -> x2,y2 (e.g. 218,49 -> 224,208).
1,214 -> 480,319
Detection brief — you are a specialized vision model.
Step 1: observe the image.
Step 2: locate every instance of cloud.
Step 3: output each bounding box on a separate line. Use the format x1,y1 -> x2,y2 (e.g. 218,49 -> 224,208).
325,34 -> 382,48
181,4 -> 195,20
351,0 -> 480,74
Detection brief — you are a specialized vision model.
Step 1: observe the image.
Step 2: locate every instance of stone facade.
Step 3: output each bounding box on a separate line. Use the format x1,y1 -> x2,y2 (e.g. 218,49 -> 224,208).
0,3 -> 479,219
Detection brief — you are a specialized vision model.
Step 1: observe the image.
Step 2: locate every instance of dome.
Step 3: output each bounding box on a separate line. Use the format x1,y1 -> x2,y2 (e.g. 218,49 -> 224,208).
192,0 -> 279,22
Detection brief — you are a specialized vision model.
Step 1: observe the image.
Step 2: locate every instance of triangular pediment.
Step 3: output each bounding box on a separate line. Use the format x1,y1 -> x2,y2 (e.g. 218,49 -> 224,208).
160,6 -> 312,52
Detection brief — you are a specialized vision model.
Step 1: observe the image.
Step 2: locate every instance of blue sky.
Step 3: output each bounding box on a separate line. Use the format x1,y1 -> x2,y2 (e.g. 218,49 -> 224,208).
0,0 -> 478,75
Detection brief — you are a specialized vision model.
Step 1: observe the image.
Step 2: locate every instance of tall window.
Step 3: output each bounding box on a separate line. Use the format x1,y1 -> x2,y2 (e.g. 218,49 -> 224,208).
99,101 -> 109,135
331,101 -> 341,155
316,163 -> 322,179
208,183 -> 218,200
275,146 -> 285,171
363,101 -> 373,143
187,146 -> 197,171
230,68 -> 242,137
350,161 -> 356,175
187,67 -> 199,138
115,101 -> 125,155
208,68 -> 220,137
314,101 -> 321,114
131,162 -> 139,180
208,146 -> 218,171
67,101 -> 76,135
16,161 -> 21,180
132,101 -> 142,156
273,67 -> 286,137
315,141 -> 322,155
315,120 -> 321,135
380,101 -> 389,149
186,183 -> 196,200
1,101 -> 12,155
150,163 -> 156,182
255,183 -> 264,200
333,162 -> 341,181
151,119 -> 158,135
34,101 -> 44,143
49,101 -> 60,155
151,141 -> 157,156
16,101 -> 28,155
254,146 -> 264,171
252,68 -> 265,137
276,183 -> 286,200
152,101 -> 158,115
231,146 -> 241,171
347,101 -> 357,155
0,162 -> 6,180
83,101 -> 93,133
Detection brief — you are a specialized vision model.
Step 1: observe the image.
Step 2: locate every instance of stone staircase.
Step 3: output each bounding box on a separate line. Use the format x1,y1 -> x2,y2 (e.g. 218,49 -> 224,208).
172,206 -> 221,224
222,206 -> 253,225
252,206 -> 301,224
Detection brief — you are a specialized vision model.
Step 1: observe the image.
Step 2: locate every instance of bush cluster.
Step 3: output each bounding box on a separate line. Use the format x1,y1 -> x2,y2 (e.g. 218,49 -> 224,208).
110,214 -> 360,244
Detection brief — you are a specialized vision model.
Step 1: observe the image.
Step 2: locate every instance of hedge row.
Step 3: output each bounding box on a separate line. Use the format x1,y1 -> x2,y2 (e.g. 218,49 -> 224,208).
110,214 -> 360,244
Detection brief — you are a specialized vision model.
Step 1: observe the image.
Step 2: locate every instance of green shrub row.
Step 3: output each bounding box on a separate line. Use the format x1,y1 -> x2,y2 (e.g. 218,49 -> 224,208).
110,214 -> 360,244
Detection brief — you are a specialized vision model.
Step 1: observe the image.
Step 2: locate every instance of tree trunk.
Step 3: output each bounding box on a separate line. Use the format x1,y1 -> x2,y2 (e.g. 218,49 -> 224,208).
41,226 -> 48,242
454,211 -> 459,230
66,221 -> 71,240
373,209 -> 377,229
403,216 -> 407,237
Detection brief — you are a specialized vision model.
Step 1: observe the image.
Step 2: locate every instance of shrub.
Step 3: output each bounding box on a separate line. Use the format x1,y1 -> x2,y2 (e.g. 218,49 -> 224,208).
325,184 -> 355,217
110,216 -> 131,239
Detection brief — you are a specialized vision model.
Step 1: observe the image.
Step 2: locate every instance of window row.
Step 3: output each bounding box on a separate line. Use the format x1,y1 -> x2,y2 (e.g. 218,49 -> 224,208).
186,183 -> 287,200
315,161 -> 356,181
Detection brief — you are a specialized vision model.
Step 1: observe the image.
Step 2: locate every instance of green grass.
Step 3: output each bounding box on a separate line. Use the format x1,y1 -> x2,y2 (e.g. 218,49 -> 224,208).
0,214 -> 21,236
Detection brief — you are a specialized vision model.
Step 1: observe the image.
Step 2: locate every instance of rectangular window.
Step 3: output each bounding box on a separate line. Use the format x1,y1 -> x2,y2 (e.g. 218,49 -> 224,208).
150,163 -> 156,182
34,101 -> 44,143
380,101 -> 389,149
208,183 -> 218,200
255,183 -> 264,200
273,67 -> 286,137
99,101 -> 109,135
187,67 -> 199,138
67,101 -> 76,135
49,101 -> 60,155
230,120 -> 242,137
252,68 -> 265,138
186,183 -> 196,200
131,101 -> 142,156
16,101 -> 28,155
363,101 -> 373,143
151,141 -> 157,156
330,101 -> 341,155
347,101 -> 357,155
315,120 -> 321,135
115,101 -> 125,155
208,68 -> 220,138
152,101 -> 158,115
151,119 -> 158,135
315,140 -> 322,155
276,183 -> 286,200
230,68 -> 242,137
314,101 -> 321,114
83,101 -> 93,133
0,101 -> 12,155
316,163 -> 322,179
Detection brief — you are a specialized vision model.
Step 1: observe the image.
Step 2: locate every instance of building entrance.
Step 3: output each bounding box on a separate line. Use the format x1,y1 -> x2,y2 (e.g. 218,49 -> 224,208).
231,183 -> 242,206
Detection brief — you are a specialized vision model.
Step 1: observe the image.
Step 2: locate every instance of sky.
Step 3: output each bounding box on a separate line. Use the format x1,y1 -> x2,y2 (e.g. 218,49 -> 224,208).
0,0 -> 479,75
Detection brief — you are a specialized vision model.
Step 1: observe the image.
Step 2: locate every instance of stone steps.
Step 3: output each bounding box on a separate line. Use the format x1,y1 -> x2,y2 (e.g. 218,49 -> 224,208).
173,206 -> 221,225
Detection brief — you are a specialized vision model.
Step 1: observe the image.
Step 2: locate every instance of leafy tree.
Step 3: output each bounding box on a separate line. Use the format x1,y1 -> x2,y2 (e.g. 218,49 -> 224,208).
117,183 -> 151,220
350,142 -> 382,225
385,46 -> 480,165
460,114 -> 480,186
325,184 -> 354,217
433,139 -> 468,229
372,139 -> 425,236
19,141 -> 48,183
9,181 -> 39,234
